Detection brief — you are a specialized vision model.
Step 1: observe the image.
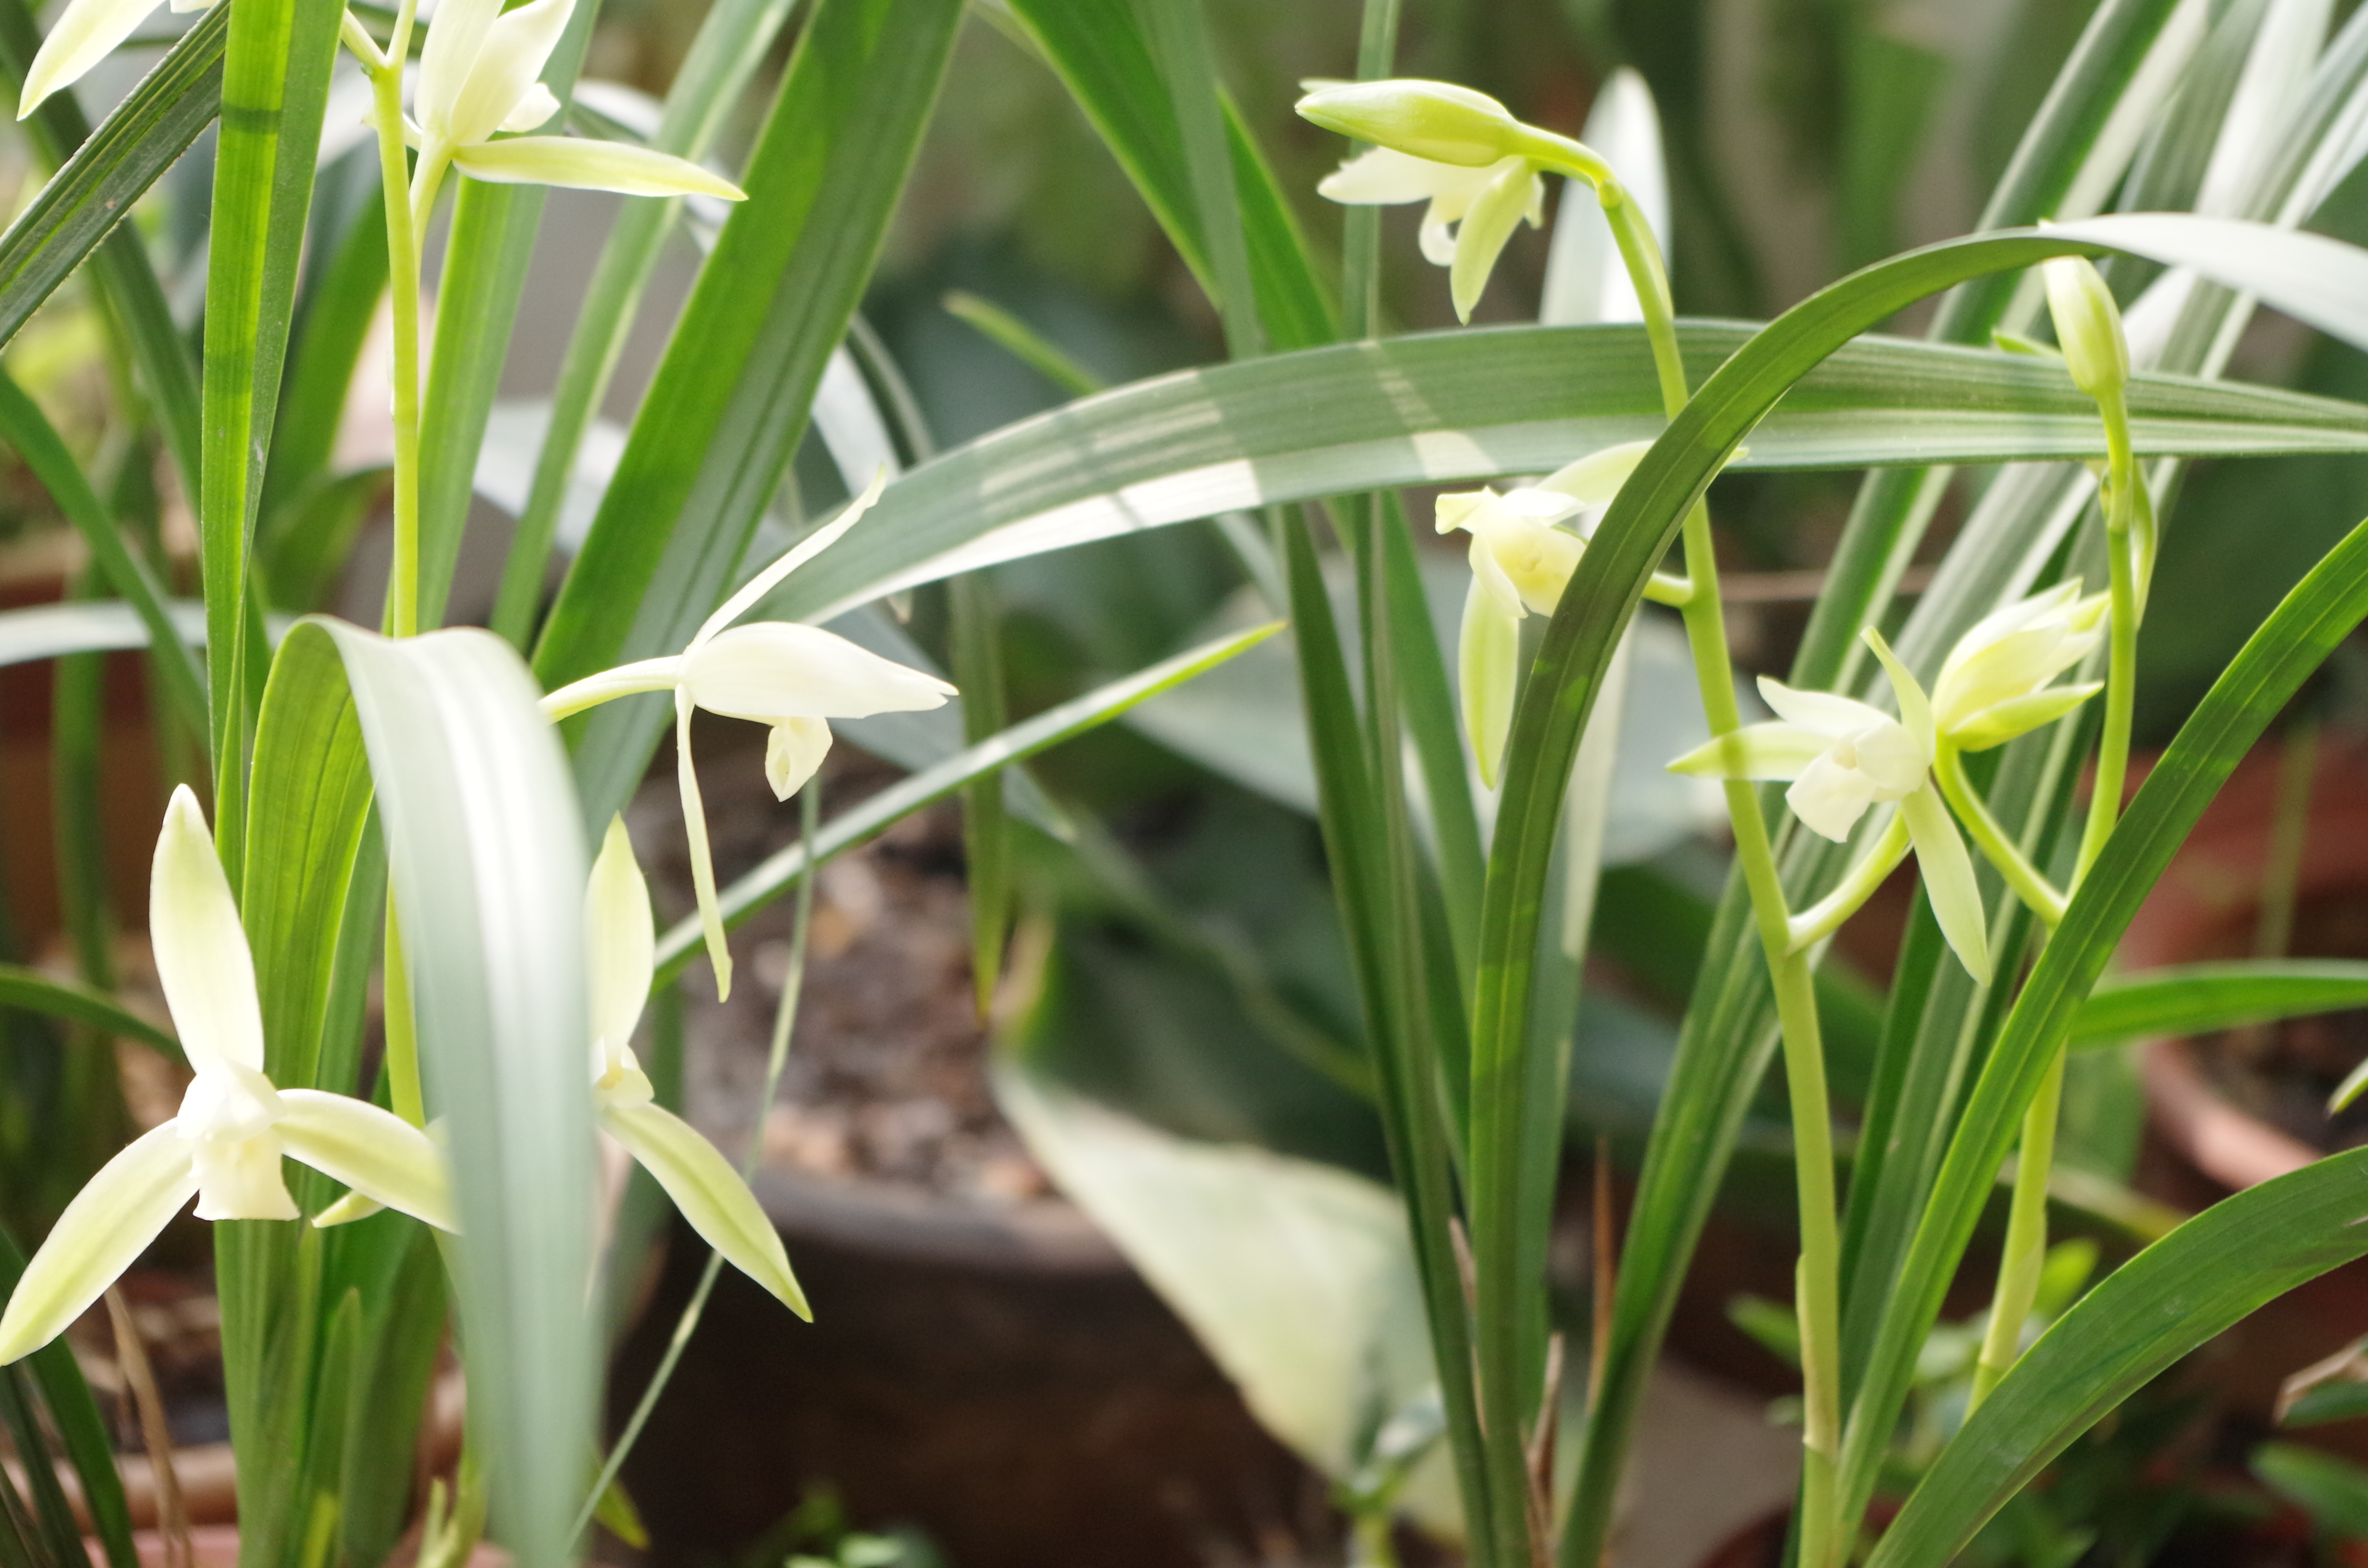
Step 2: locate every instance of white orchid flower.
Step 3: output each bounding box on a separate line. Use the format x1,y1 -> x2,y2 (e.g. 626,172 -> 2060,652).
15,0 -> 208,119
1933,582 -> 2107,752
1436,441 -> 1649,785
1295,78 -> 1532,168
585,818 -> 808,1317
411,0 -> 744,201
1670,631 -> 1989,982
0,788 -> 454,1365
1319,147 -> 1544,321
541,474 -> 955,999
2040,256 -> 2128,405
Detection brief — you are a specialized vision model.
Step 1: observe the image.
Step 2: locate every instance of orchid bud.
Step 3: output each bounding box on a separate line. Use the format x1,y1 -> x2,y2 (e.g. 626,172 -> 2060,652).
1295,79 -> 1528,168
2041,257 -> 2128,404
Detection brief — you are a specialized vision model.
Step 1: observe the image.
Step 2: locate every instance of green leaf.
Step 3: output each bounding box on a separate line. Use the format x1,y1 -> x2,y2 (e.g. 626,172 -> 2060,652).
1003,0 -> 1333,352
754,322 -> 2368,632
653,623 -> 1283,980
1864,1152 -> 2368,1568
2256,1443 -> 2368,1540
0,368 -> 206,737
489,0 -> 806,644
0,600 -> 213,667
2070,960 -> 2368,1050
994,1054 -> 1454,1531
0,965 -> 179,1062
533,0 -> 966,829
197,0 -> 342,865
0,6 -> 225,360
307,620 -> 594,1568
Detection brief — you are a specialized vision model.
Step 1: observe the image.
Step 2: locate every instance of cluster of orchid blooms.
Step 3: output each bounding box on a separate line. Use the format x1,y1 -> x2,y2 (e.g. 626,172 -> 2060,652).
0,55 -> 2144,1568
0,5 -> 954,1362
1303,76 -> 2140,988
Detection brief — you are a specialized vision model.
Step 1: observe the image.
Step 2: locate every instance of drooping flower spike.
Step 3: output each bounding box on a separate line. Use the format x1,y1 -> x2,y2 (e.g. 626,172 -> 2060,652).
540,473 -> 956,999
1669,630 -> 1991,983
0,788 -> 454,1365
411,0 -> 745,201
585,817 -> 808,1317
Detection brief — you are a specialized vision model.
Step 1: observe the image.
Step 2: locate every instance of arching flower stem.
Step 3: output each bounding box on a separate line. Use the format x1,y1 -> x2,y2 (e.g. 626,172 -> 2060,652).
1528,130 -> 1845,1568
1786,814 -> 1910,953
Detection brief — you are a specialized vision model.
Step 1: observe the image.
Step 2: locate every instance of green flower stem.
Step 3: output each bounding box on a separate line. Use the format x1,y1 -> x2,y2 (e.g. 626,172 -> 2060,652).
382,903 -> 426,1126
2076,400 -> 2139,882
1933,744 -> 2068,927
1533,139 -> 1842,1568
362,0 -> 425,637
1644,570 -> 1694,606
1787,814 -> 1911,953
1970,1045 -> 2064,1405
1973,398 -> 2143,1412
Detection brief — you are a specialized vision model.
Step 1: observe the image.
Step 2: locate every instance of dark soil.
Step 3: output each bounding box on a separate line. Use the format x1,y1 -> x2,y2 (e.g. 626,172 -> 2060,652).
2190,893 -> 2368,1154
627,727 -> 1050,1203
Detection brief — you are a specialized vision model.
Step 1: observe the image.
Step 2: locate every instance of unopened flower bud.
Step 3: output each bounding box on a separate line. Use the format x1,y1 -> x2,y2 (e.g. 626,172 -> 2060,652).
2041,256 -> 2128,403
1295,79 -> 1527,168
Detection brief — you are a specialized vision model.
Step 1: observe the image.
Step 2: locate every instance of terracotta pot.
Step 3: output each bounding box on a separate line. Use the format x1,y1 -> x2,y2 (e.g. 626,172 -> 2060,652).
608,1168 -> 1320,1568
2124,740 -> 2368,1194
2121,739 -> 2368,1430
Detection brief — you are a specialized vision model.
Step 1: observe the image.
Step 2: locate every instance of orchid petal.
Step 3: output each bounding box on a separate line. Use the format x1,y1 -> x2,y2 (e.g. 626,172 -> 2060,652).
1449,159 -> 1535,322
1665,722 -> 1828,782
1417,206 -> 1459,267
696,471 -> 888,646
1786,752 -> 1880,842
1465,528 -> 1525,620
1753,677 -> 1887,740
1539,440 -> 1652,504
681,623 -> 956,723
1949,683 -> 2103,752
499,81 -> 562,134
676,691 -> 732,1001
446,0 -> 571,145
188,1133 -> 297,1221
1315,146 -> 1483,206
0,1125 -> 196,1363
586,817 -> 654,1074
1862,628 -> 1935,758
765,718 -> 832,801
1459,576 -> 1518,790
313,1191 -> 385,1227
1901,782 -> 1989,982
276,1091 -> 458,1233
451,136 -> 747,201
601,1102 -> 808,1317
150,786 -> 265,1075
17,0 -> 164,117
417,0 -> 505,144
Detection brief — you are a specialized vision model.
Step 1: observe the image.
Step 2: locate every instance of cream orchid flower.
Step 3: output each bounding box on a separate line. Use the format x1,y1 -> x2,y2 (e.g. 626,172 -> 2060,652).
15,0 -> 204,119
1669,631 -> 1990,982
0,788 -> 454,1365
1932,582 -> 2107,752
584,818 -> 808,1316
540,474 -> 955,1000
1436,441 -> 1650,785
410,0 -> 745,202
1319,147 -> 1544,321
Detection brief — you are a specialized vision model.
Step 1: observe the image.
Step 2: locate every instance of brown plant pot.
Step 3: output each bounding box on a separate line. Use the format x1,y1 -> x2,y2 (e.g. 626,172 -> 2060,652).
2123,739 -> 2368,1430
607,1168 -> 1323,1568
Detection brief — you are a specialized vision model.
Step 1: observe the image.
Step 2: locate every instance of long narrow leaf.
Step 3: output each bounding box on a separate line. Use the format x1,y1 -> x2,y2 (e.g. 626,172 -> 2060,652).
1868,1148 -> 2368,1568
2071,959 -> 2368,1047
0,966 -> 180,1061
